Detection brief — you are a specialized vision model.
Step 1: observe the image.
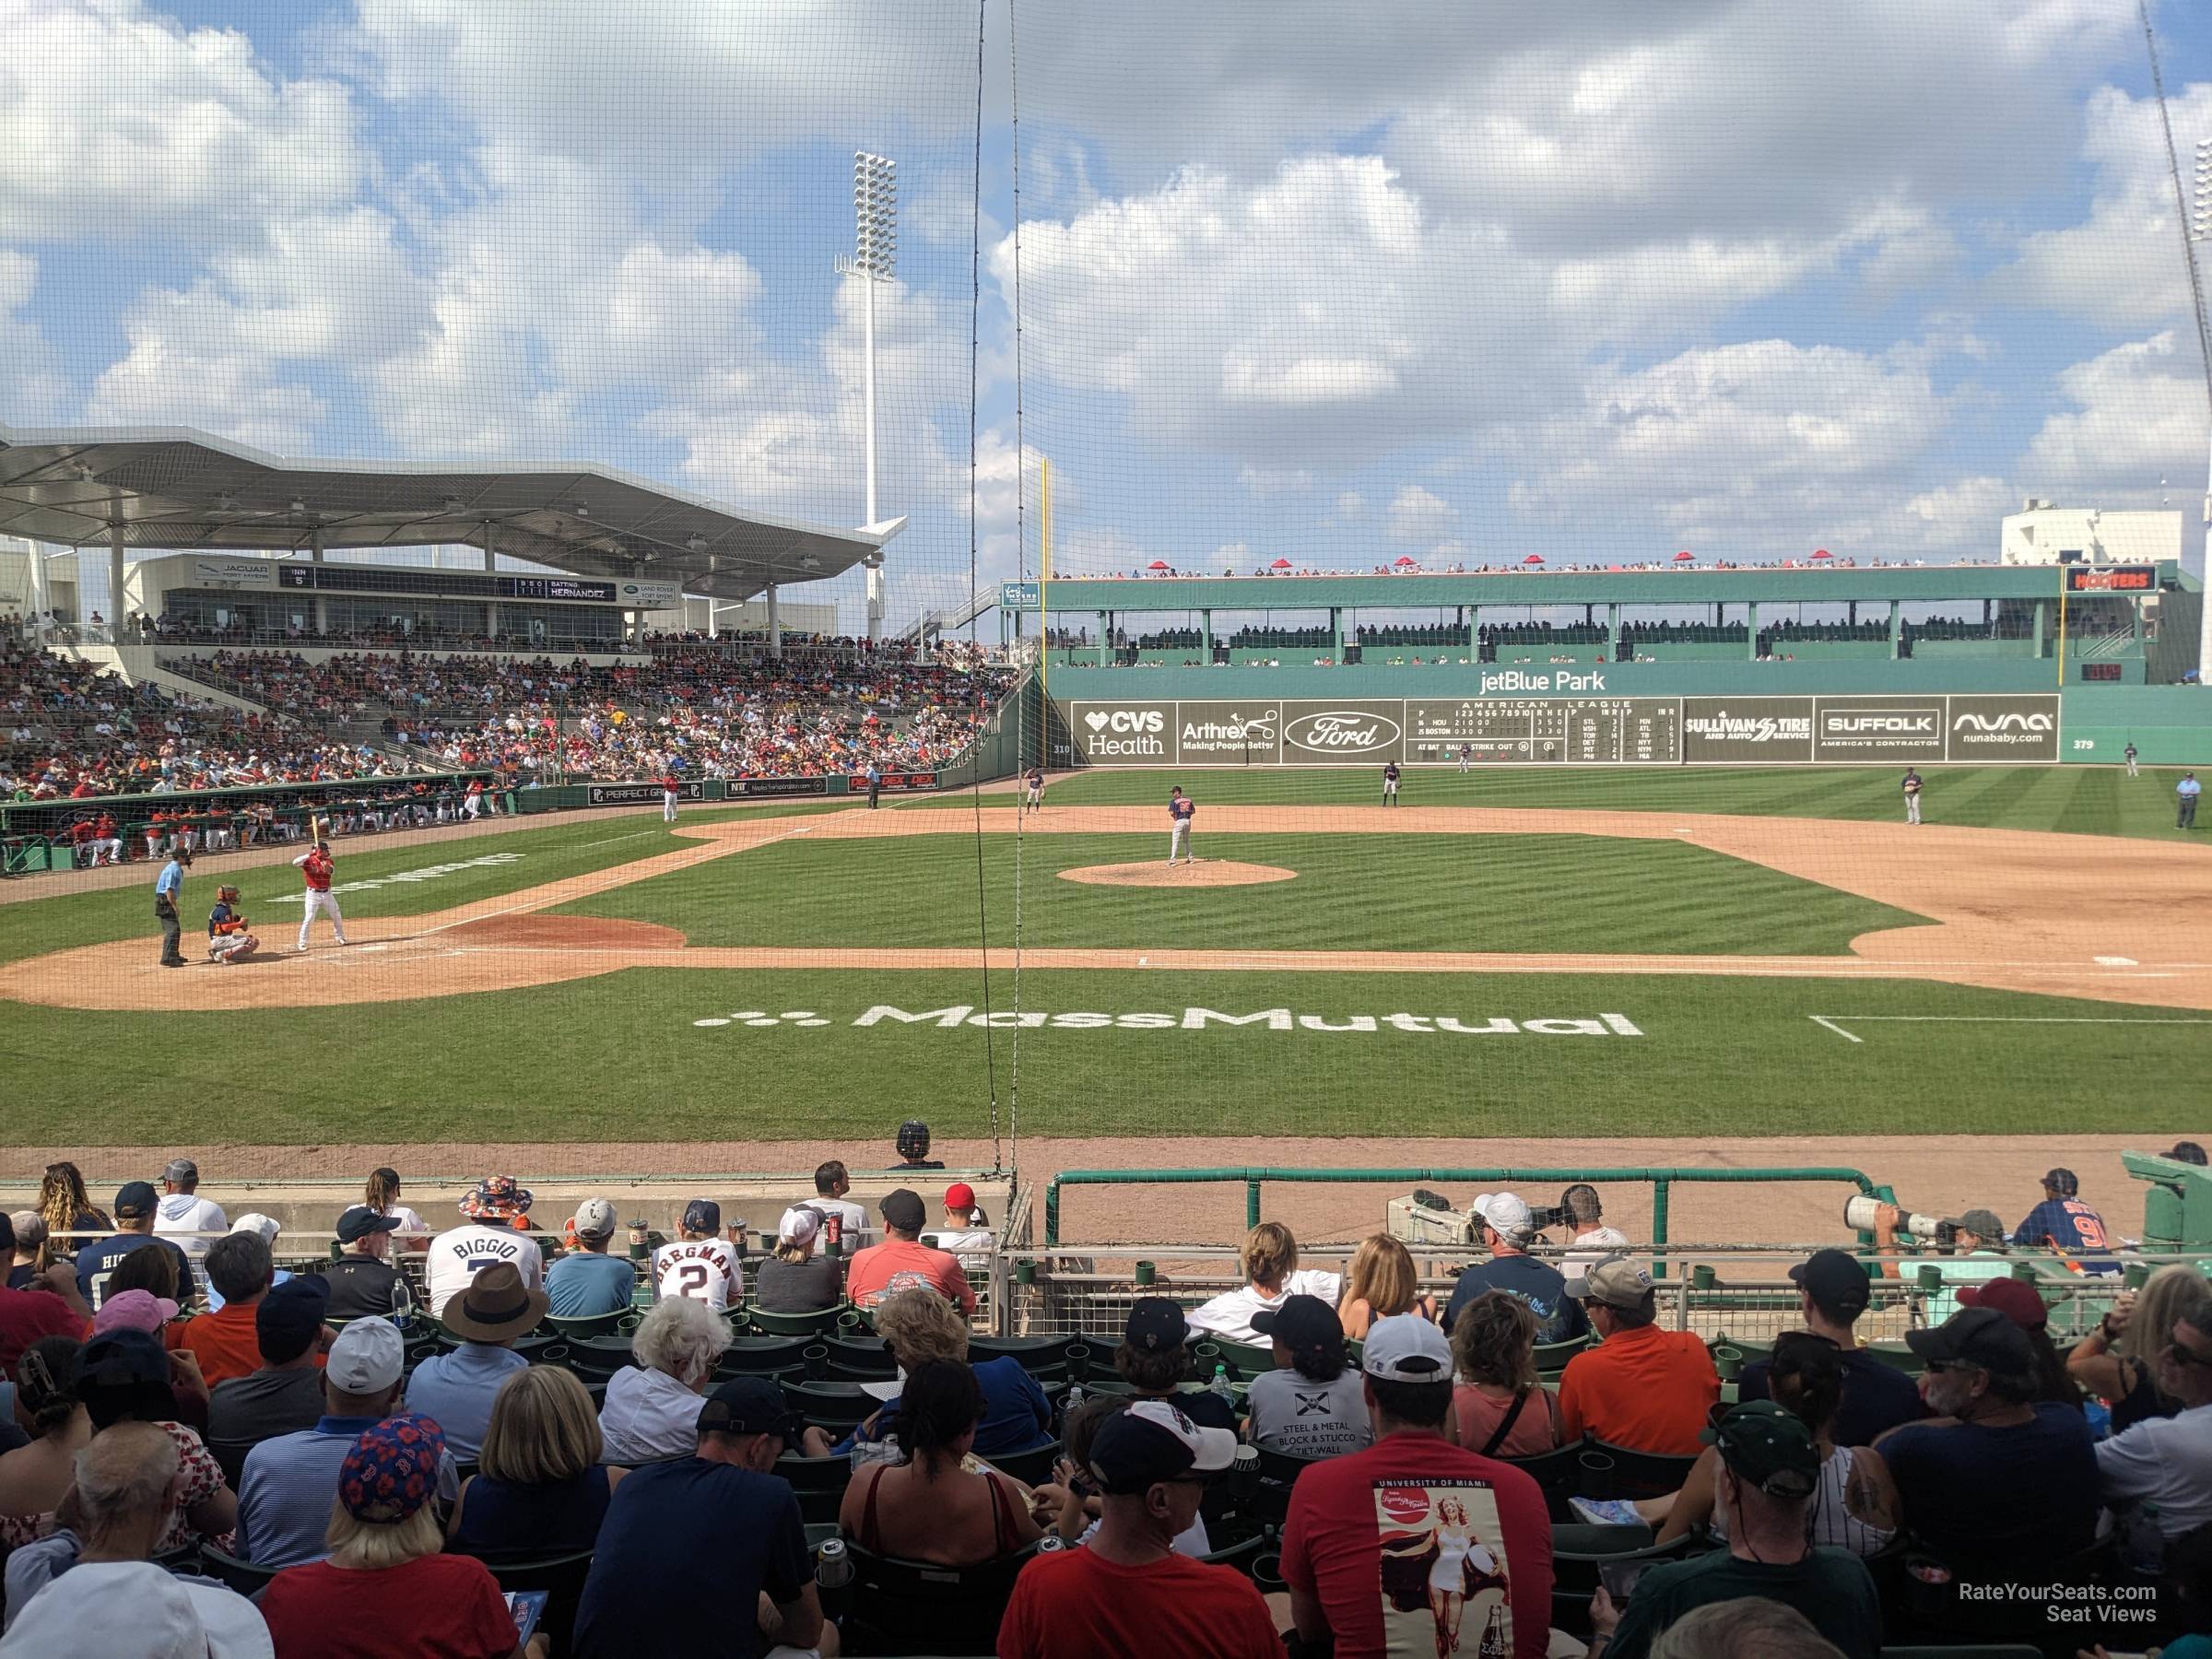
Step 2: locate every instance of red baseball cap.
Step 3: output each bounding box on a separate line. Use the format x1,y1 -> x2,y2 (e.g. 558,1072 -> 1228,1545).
1957,1277 -> 2048,1330
944,1182 -> 976,1212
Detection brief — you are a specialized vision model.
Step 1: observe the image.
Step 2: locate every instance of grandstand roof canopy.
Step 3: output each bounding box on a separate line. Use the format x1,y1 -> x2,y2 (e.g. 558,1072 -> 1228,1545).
0,423 -> 901,602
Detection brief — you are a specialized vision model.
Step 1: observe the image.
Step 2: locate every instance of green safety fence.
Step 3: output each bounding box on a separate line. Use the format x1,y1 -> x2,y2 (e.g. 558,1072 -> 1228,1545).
1041,1166 -> 1892,1273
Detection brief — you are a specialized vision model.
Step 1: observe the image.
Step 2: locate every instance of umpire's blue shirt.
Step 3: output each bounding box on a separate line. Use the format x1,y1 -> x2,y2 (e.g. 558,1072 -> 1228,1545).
155,859 -> 183,899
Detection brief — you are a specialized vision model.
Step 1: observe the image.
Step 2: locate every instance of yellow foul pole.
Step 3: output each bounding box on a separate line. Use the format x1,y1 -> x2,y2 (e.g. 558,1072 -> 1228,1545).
1039,455 -> 1052,706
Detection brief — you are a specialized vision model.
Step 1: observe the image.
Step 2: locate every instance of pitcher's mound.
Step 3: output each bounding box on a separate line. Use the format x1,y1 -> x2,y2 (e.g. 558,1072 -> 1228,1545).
1059,861 -> 1298,888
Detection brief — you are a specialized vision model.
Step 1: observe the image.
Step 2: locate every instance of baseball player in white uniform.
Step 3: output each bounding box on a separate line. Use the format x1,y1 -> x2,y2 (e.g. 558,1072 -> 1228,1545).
653,1198 -> 745,1311
1167,786 -> 1195,865
293,836 -> 350,950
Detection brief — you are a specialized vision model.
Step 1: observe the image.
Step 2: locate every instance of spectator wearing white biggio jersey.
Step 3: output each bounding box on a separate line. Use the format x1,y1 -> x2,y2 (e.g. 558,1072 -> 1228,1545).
426,1175 -> 545,1318
1185,1221 -> 1344,1346
153,1158 -> 227,1266
653,1199 -> 746,1312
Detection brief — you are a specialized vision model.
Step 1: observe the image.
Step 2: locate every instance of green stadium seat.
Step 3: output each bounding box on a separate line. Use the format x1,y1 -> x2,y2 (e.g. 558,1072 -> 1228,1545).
774,1453 -> 853,1524
1533,1335 -> 1591,1373
745,1304 -> 849,1338
1201,1337 -> 1276,1381
1547,1524 -> 1701,1636
837,1540 -> 1041,1657
197,1546 -> 282,1597
967,1335 -> 1077,1377
1576,1441 -> 1699,1503
543,1309 -> 629,1342
820,1331 -> 897,1377
781,1379 -> 877,1431
717,1335 -> 815,1375
559,1334 -> 637,1383
1500,1440 -> 1593,1523
981,1440 -> 1061,1488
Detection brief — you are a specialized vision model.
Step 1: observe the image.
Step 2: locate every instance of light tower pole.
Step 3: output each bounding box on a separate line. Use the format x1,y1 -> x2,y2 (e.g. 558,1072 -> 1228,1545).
2188,136 -> 2212,681
837,150 -> 897,640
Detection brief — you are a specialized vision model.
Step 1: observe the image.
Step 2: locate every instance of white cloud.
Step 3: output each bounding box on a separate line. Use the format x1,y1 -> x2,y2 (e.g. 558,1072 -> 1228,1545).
2019,332 -> 2209,497
1238,465 -> 1312,497
0,0 -> 362,243
1385,483 -> 1458,544
0,252 -> 65,418
1335,491 -> 1364,518
1995,82 -> 2212,328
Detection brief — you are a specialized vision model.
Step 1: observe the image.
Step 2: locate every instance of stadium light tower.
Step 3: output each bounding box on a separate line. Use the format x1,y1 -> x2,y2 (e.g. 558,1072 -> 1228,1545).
837,150 -> 897,639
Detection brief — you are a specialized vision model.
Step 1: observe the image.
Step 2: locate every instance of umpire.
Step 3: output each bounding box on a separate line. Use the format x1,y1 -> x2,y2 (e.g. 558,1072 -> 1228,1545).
154,844 -> 193,968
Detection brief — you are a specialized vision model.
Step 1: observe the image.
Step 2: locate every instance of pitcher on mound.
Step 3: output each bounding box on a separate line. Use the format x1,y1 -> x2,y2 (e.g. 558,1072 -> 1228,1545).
1167,785 -> 1195,865
294,830 -> 351,950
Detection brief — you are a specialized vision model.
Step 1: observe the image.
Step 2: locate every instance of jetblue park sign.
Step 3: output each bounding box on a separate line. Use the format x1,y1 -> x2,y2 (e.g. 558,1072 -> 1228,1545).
1064,694 -> 2058,765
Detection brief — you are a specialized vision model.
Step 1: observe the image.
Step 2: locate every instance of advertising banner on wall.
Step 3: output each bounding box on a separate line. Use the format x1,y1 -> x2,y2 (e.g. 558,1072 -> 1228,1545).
1946,695 -> 2060,760
1070,701 -> 1176,765
588,781 -> 706,806
185,558 -> 278,590
1278,701 -> 1405,765
726,776 -> 830,797
1680,698 -> 1815,763
1174,701 -> 1282,763
1811,697 -> 1947,762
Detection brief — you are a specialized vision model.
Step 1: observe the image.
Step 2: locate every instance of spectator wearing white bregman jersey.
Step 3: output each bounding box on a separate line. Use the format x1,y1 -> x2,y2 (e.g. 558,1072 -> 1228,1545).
653,1199 -> 744,1312
1186,1222 -> 1343,1346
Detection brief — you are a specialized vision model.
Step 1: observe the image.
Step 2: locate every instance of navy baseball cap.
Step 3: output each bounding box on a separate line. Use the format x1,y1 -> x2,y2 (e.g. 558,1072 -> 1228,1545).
879,1189 -> 926,1233
697,1377 -> 802,1442
1253,1294 -> 1343,1354
335,1206 -> 403,1245
2042,1168 -> 2079,1196
1124,1297 -> 1191,1354
1789,1249 -> 1872,1318
681,1199 -> 721,1234
257,1277 -> 332,1365
113,1181 -> 159,1219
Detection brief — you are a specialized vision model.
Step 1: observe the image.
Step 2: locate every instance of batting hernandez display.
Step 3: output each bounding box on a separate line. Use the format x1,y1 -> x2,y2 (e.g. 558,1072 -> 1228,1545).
293,821 -> 351,951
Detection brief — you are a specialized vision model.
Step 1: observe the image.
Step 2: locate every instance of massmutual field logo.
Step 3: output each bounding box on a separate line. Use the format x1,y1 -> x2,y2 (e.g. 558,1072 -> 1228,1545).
694,1005 -> 1646,1036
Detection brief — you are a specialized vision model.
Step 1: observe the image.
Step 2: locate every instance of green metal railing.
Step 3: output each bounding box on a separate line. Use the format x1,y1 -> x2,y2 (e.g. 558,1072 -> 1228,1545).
1041,1166 -> 1891,1271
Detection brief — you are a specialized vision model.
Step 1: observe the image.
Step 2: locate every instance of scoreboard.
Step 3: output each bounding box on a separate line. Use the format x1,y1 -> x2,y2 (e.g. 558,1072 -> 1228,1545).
1406,699 -> 1683,763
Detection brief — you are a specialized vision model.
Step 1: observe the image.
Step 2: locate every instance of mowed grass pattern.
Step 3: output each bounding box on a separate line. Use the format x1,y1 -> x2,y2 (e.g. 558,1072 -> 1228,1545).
910,763 -> 2201,841
559,830 -> 1927,956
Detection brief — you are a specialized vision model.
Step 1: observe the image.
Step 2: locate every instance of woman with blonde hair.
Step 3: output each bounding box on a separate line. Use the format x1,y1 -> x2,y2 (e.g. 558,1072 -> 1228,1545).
2068,1263 -> 2212,1433
35,1161 -> 107,1269
1186,1220 -> 1343,1344
1337,1234 -> 1437,1339
597,1294 -> 731,1465
753,1206 -> 842,1312
845,1287 -> 1051,1457
1448,1290 -> 1564,1456
258,1416 -> 541,1659
362,1166 -> 429,1247
449,1367 -> 627,1558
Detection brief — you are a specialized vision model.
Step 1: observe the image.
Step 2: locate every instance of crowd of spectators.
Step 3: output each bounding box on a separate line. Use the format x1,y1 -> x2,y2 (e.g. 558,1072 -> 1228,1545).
0,1148 -> 2206,1657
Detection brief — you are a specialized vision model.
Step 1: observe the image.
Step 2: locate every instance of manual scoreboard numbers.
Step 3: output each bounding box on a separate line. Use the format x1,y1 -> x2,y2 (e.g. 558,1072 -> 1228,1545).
1406,699 -> 1681,763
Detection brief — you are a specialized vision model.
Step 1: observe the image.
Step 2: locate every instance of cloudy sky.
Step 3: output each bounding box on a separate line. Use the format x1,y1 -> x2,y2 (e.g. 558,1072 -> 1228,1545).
3,0 -> 2209,624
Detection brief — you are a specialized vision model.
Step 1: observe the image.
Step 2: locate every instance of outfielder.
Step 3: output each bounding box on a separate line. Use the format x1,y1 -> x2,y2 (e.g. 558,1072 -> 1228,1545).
1024,765 -> 1044,814
1382,759 -> 1401,806
1458,743 -> 1472,774
206,885 -> 259,965
2124,742 -> 2139,779
1901,767 -> 1924,826
1167,785 -> 1195,865
293,830 -> 351,950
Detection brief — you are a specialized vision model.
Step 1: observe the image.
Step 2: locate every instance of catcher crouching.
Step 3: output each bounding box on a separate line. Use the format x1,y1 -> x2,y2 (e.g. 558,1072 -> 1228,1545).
206,885 -> 260,965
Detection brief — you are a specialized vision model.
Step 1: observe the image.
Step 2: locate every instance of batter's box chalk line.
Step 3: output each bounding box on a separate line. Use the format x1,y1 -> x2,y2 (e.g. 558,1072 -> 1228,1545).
1811,1013 -> 2212,1044
693,1010 -> 834,1029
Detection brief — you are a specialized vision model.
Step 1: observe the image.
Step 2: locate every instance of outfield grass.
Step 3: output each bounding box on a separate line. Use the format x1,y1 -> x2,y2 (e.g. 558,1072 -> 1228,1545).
912,764 -> 2203,841
0,802 -> 848,969
559,830 -> 1927,956
0,966 -> 2193,1141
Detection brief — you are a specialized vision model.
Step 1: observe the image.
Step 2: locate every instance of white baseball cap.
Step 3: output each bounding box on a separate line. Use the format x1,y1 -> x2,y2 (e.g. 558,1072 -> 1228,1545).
1359,1313 -> 1453,1382
229,1213 -> 281,1244
777,1206 -> 822,1248
1471,1192 -> 1535,1242
326,1315 -> 404,1394
573,1198 -> 618,1240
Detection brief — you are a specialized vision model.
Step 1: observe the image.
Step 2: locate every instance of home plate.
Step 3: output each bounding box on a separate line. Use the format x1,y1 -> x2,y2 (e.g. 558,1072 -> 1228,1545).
2094,956 -> 2137,966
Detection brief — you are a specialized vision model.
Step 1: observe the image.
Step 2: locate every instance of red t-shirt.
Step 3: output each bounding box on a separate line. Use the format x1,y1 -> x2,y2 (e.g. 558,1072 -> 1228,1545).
844,1239 -> 976,1313
0,1286 -> 87,1377
1555,1324 -> 1719,1455
997,1545 -> 1280,1659
1281,1430 -> 1553,1659
257,1551 -> 517,1659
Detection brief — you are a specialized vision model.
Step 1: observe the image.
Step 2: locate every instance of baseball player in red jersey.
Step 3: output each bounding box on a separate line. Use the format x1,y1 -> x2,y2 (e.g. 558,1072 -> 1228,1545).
293,834 -> 351,950
662,774 -> 680,824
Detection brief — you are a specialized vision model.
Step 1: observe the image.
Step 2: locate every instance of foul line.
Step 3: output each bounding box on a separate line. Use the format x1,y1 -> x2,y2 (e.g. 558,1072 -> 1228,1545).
1811,1013 -> 2212,1043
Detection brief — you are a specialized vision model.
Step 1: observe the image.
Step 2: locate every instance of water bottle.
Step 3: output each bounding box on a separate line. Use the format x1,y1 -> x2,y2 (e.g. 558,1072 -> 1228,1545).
1062,1382 -> 1086,1425
1036,1535 -> 1067,1553
815,1537 -> 853,1589
1209,1363 -> 1234,1402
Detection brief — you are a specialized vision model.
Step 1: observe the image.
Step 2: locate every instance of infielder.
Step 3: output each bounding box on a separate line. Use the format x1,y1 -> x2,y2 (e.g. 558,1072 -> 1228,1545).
2124,742 -> 2139,779
1901,767 -> 1924,826
1024,765 -> 1044,814
293,831 -> 351,950
662,773 -> 680,824
2182,771 -> 2202,830
1167,785 -> 1195,865
206,885 -> 259,965
1382,759 -> 1401,806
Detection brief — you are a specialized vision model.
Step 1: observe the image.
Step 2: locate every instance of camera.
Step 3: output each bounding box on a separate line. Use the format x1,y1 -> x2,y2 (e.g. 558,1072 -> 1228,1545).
1525,1205 -> 1569,1233
1842,1194 -> 1954,1241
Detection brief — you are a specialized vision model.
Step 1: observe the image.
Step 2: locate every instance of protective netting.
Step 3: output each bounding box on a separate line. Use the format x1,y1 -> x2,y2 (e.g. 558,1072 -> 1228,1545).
0,4 -> 2206,1189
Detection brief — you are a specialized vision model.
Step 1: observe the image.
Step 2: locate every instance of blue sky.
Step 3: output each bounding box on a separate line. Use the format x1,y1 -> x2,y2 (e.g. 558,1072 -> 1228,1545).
2,0 -> 2209,628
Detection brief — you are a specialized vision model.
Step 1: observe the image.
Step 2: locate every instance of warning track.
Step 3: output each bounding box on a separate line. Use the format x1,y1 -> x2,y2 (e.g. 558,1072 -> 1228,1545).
0,804 -> 2205,1012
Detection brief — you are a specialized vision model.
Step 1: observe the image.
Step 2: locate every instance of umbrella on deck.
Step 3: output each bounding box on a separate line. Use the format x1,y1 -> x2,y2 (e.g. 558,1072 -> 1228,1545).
1270,558 -> 1293,570
1810,548 -> 1833,559
1147,560 -> 1169,571
1673,549 -> 1694,562
1522,554 -> 1544,565
1394,555 -> 1418,567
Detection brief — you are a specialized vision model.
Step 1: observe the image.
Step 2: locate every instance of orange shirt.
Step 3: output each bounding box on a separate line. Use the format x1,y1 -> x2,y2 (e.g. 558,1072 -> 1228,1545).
1555,1323 -> 1719,1455
171,1300 -> 325,1388
844,1239 -> 976,1314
